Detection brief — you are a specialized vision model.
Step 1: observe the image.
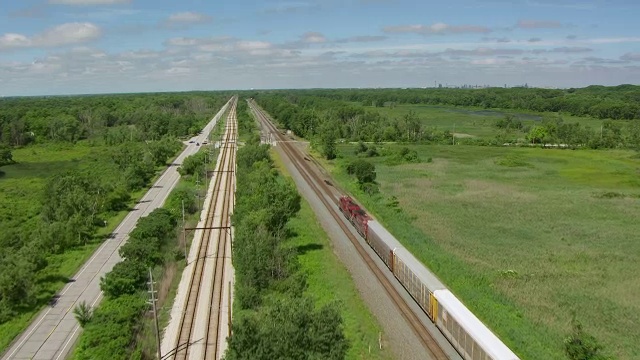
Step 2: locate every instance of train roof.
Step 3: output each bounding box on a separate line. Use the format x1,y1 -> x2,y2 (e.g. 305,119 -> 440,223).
368,220 -> 447,291
433,290 -> 520,360
367,220 -> 404,249
393,247 -> 447,291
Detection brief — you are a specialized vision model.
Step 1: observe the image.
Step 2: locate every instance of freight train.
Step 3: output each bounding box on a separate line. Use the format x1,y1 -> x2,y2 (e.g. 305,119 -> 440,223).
339,196 -> 520,360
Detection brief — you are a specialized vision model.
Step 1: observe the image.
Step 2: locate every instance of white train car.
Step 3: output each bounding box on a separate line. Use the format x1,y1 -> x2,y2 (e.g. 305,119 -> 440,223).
434,290 -> 520,360
339,199 -> 521,360
391,246 -> 447,321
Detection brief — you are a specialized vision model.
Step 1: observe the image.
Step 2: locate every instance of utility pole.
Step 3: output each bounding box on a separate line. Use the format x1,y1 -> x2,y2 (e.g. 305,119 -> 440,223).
147,269 -> 161,360
228,280 -> 232,337
182,200 -> 187,262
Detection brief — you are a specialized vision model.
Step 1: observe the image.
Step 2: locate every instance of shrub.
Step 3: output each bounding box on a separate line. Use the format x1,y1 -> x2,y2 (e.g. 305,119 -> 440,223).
346,159 -> 376,184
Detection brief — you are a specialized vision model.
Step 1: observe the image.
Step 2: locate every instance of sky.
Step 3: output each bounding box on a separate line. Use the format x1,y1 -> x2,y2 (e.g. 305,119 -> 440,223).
1,0 -> 640,96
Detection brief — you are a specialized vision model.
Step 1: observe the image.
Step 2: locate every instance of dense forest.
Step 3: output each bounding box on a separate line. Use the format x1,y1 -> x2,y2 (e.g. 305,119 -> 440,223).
0,93 -> 227,329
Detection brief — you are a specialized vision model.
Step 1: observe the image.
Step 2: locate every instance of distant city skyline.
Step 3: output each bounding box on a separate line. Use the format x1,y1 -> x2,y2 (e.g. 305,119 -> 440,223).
1,0 -> 640,96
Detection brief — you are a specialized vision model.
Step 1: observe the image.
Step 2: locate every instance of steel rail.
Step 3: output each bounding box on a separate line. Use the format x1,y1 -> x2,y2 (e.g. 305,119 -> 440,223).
172,98 -> 237,360
204,100 -> 237,359
248,100 -> 449,360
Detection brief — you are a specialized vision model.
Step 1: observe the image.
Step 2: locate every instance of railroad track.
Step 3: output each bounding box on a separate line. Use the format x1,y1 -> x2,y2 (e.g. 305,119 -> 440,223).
248,100 -> 449,360
170,97 -> 237,360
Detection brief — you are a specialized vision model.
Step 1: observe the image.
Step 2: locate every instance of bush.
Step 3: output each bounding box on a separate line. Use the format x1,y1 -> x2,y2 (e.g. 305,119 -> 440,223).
74,295 -> 147,360
178,151 -> 206,177
564,318 -> 609,360
346,159 -> 376,184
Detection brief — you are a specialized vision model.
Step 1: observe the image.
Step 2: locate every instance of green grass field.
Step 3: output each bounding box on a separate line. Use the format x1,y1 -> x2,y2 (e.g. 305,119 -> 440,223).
322,144 -> 640,360
362,103 -> 609,139
272,150 -> 392,360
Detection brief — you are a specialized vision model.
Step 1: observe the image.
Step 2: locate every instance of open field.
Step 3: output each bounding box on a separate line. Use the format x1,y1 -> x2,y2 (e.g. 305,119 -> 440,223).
272,149 -> 392,360
324,144 -> 640,360
363,103 -> 611,139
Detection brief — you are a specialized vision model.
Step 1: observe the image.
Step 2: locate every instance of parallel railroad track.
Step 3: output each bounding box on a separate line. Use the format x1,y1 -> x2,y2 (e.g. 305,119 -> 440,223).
171,98 -> 237,360
248,100 -> 449,360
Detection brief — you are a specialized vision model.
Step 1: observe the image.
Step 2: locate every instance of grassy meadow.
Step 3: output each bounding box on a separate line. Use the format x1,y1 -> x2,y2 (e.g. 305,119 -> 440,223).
363,103 -> 609,140
321,143 -> 640,360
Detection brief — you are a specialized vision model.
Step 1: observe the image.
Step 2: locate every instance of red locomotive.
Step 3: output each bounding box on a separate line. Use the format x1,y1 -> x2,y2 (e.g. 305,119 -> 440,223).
338,196 -> 369,237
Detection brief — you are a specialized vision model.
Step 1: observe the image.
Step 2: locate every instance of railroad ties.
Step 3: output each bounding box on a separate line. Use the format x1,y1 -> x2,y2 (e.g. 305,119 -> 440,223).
162,97 -> 238,360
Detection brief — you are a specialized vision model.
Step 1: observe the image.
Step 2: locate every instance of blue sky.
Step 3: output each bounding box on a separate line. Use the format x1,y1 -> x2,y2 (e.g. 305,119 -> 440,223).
1,0 -> 639,95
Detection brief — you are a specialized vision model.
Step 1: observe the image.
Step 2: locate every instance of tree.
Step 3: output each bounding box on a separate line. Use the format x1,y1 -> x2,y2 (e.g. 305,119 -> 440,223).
0,145 -> 12,167
178,151 -> 207,177
564,318 -> 609,360
100,260 -> 147,298
527,126 -> 548,144
226,297 -> 348,360
346,159 -> 376,184
627,120 -> 640,151
320,125 -> 337,160
73,301 -> 93,328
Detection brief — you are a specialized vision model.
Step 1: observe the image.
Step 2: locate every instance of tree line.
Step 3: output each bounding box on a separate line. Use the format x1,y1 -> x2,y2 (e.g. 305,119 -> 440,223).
224,106 -> 348,360
0,92 -> 229,147
256,85 -> 640,120
252,91 -> 640,151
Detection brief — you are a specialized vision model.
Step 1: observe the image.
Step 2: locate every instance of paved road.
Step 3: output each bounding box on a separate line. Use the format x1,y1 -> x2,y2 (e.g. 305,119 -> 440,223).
1,99 -> 232,360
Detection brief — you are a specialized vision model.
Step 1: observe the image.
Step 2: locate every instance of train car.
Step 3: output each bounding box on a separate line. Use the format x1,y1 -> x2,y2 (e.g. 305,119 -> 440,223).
339,196 -> 368,237
433,290 -> 520,360
338,195 -> 520,360
366,220 -> 401,269
392,247 -> 447,321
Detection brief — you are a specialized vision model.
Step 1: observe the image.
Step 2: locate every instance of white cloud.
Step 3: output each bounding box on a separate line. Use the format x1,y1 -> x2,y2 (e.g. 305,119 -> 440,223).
0,34 -> 31,49
2,32 -> 639,96
34,23 -> 101,47
384,22 -> 491,35
236,41 -> 272,50
302,32 -> 326,43
162,11 -> 212,28
167,11 -> 211,23
0,23 -> 101,51
49,0 -> 131,5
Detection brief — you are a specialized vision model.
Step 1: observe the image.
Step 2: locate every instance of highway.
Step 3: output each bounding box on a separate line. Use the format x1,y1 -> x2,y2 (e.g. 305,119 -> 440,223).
0,98 -> 233,360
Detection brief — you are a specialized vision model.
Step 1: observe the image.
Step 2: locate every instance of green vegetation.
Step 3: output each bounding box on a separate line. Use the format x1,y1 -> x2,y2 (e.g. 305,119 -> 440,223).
73,301 -> 93,328
73,163 -> 208,359
248,86 -> 640,359
564,317 -> 610,360
321,142 -> 639,360
74,207 -> 177,358
254,88 -> 638,149
258,85 -> 640,120
225,117 -> 348,359
272,150 -> 391,360
0,93 -> 227,351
